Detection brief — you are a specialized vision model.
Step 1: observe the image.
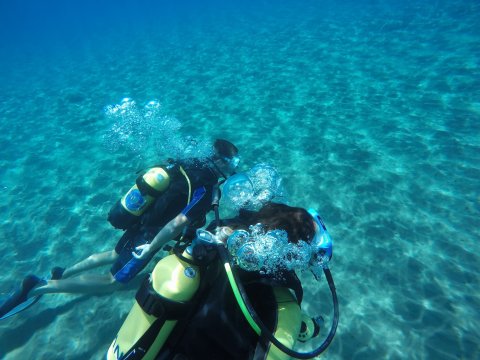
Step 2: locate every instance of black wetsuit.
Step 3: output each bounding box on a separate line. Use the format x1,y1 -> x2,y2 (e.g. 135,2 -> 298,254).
111,160 -> 219,283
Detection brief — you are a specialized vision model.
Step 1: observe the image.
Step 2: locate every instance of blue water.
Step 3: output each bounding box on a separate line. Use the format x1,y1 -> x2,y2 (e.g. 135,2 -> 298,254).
0,0 -> 479,359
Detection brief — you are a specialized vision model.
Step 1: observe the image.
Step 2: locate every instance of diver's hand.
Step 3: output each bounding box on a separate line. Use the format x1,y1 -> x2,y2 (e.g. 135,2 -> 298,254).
133,244 -> 152,260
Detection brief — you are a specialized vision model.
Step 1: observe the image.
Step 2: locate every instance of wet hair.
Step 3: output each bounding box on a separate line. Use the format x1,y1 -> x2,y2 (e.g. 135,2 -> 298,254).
229,203 -> 315,244
213,139 -> 238,159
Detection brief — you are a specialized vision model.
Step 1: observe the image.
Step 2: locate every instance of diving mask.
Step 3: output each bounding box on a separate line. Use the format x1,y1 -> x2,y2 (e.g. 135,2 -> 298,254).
308,209 -> 333,266
223,155 -> 240,170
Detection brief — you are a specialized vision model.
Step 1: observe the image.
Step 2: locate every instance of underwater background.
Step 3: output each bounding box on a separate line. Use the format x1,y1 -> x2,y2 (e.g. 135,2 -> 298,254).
0,0 -> 479,359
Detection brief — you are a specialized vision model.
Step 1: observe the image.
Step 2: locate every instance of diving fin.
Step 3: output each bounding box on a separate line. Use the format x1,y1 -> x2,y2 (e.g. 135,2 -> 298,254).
0,266 -> 65,320
0,275 -> 47,321
0,293 -> 42,320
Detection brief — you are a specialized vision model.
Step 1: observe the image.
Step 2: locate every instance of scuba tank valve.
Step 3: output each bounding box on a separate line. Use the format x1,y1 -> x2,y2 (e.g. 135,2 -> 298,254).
297,314 -> 324,343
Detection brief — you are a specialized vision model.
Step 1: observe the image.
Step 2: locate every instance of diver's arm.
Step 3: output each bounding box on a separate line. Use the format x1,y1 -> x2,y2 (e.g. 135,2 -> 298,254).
133,213 -> 190,259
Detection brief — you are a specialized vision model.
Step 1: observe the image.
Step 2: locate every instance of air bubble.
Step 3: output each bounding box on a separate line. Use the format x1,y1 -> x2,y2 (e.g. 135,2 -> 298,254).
226,224 -> 326,276
221,163 -> 288,212
103,98 -> 214,161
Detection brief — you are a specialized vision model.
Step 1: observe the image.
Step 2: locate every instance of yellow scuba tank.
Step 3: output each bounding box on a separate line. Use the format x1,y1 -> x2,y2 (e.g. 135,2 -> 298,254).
108,167 -> 171,230
264,291 -> 324,360
107,248 -> 200,360
260,287 -> 302,360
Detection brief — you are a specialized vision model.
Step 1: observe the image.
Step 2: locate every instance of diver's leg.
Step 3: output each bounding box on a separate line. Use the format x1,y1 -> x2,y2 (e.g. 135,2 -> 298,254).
30,229 -> 150,297
61,250 -> 119,279
29,272 -> 121,297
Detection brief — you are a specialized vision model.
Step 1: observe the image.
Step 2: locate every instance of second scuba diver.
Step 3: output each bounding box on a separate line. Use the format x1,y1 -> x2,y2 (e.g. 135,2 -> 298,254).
0,139 -> 240,319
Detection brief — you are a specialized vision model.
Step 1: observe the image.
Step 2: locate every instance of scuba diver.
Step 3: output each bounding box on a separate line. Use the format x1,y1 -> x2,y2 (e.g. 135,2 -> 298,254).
0,139 -> 240,320
107,199 -> 339,360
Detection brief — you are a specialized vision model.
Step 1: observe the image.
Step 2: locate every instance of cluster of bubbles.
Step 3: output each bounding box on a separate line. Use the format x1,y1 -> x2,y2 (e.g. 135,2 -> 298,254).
103,98 -> 213,162
221,163 -> 288,212
227,224 -> 329,276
